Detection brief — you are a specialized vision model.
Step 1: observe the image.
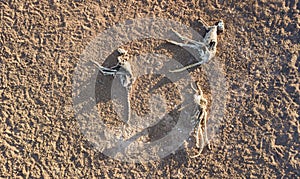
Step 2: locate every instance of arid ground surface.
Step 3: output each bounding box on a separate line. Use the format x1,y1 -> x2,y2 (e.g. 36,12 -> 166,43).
1,0 -> 299,178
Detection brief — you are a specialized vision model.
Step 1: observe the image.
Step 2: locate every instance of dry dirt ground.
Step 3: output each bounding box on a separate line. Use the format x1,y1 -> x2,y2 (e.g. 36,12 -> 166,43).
1,0 -> 299,178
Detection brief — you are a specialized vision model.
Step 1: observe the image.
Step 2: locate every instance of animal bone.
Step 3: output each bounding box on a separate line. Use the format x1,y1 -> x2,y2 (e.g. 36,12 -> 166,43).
168,20 -> 224,72
190,82 -> 210,158
90,48 -> 133,123
177,82 -> 210,157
